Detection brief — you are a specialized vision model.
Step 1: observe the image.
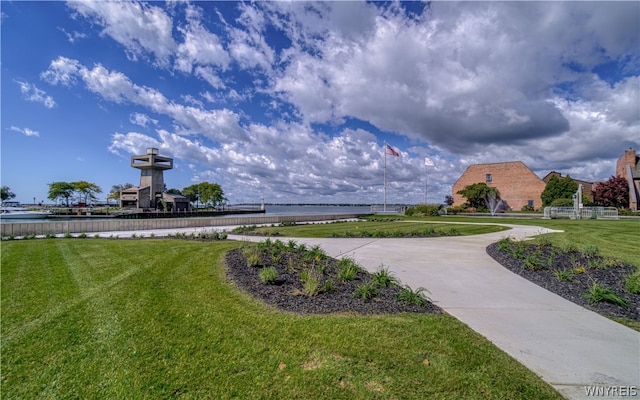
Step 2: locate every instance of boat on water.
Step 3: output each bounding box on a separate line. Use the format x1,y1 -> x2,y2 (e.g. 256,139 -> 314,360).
0,202 -> 51,220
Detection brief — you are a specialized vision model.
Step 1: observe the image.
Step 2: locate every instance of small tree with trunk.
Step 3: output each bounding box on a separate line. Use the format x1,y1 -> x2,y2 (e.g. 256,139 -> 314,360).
456,183 -> 500,212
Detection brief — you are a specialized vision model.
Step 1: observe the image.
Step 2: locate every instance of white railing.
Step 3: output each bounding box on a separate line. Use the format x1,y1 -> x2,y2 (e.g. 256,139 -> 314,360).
543,207 -> 618,219
370,204 -> 407,214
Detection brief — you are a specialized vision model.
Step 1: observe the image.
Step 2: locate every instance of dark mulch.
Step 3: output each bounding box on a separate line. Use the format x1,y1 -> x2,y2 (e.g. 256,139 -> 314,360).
486,241 -> 639,321
225,248 -> 442,315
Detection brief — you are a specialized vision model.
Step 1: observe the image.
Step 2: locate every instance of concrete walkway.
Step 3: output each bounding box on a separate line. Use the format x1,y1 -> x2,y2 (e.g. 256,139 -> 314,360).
82,222 -> 639,400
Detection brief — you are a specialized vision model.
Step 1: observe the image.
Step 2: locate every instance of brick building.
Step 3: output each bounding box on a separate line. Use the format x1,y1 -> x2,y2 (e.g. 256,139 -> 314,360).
616,148 -> 640,211
452,161 -> 546,211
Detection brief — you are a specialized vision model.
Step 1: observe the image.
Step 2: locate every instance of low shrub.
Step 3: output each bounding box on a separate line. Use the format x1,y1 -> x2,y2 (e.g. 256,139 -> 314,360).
259,267 -> 278,285
524,255 -> 546,270
243,247 -> 262,268
395,286 -> 429,307
554,269 -> 573,282
337,257 -> 362,282
497,237 -> 513,253
353,282 -> 379,301
300,268 -> 321,296
583,282 -> 628,307
404,204 -> 441,217
232,225 -> 257,234
371,265 -> 397,287
625,273 -> 640,295
322,279 -> 336,293
550,198 -> 574,207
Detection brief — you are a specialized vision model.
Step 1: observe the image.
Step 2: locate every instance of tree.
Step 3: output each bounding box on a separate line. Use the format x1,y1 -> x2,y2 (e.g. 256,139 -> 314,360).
182,182 -> 226,207
108,183 -> 134,200
72,181 -> 102,205
166,188 -> 183,195
593,176 -> 629,208
444,195 -> 454,207
48,182 -> 75,206
541,175 -> 578,207
456,183 -> 500,211
1,186 -> 16,201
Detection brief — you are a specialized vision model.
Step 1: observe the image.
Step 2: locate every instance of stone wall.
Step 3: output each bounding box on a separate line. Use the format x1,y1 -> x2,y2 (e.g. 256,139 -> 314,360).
1,214 -> 364,237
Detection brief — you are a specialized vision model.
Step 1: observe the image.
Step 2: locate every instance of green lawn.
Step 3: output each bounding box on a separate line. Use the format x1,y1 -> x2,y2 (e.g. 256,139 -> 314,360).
247,220 -> 509,238
432,216 -> 639,267
1,239 -> 562,399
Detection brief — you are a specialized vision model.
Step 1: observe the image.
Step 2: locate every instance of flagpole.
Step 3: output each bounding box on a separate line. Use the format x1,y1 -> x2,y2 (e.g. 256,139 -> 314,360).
424,161 -> 427,204
383,141 -> 387,212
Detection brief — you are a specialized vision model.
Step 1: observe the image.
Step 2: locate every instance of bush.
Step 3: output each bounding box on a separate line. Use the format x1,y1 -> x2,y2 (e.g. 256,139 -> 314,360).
243,247 -> 262,268
353,282 -> 379,301
583,282 -> 628,307
405,204 -> 441,217
300,269 -> 321,296
549,198 -> 574,207
259,267 -> 278,284
395,286 -> 429,307
521,204 -> 535,212
625,273 -> 640,295
371,265 -> 397,287
337,257 -> 362,282
554,270 -> 573,282
497,237 -> 513,253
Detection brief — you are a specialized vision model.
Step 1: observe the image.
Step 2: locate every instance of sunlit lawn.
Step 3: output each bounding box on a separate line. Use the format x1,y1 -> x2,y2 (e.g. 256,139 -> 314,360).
1,239 -> 562,399
428,216 -> 639,267
251,220 -> 509,238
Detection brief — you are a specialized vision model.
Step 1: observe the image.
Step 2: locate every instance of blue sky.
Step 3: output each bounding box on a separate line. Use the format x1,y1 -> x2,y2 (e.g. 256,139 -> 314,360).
2,1 -> 639,205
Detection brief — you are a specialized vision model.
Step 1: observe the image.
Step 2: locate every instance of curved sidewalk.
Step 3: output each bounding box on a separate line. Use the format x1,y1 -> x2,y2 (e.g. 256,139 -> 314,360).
85,222 -> 639,399
231,224 -> 640,400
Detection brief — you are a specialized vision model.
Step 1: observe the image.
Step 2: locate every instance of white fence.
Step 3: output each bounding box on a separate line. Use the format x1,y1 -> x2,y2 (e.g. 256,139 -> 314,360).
370,204 -> 408,214
543,207 -> 619,220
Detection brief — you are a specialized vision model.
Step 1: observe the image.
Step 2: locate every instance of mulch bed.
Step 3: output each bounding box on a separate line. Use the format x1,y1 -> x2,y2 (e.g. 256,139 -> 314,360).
486,241 -> 639,321
225,247 -> 442,315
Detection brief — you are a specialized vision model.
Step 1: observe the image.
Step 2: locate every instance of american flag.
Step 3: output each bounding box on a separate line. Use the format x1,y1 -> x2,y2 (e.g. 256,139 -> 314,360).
385,144 -> 400,157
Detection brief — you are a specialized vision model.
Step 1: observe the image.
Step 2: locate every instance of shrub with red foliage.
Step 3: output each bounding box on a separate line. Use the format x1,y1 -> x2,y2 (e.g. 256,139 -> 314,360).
593,176 -> 629,208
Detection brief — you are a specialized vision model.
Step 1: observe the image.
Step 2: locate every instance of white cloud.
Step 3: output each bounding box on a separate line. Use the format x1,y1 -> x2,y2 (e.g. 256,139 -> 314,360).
58,27 -> 87,43
67,0 -> 176,66
15,80 -> 56,108
174,5 -> 230,73
194,66 -> 225,89
9,126 -> 40,137
129,112 -> 157,128
43,57 -> 247,142
36,2 -> 640,204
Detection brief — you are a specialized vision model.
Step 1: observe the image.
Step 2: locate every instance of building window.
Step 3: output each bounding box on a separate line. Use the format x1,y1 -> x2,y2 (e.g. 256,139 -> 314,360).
486,173 -> 492,183
528,200 -> 534,208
